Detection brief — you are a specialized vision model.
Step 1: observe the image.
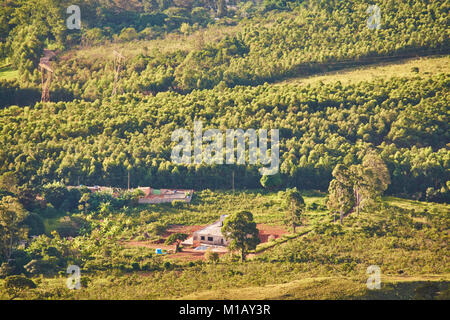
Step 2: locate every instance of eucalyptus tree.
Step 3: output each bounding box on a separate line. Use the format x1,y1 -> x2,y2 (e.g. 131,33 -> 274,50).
0,196 -> 28,260
284,187 -> 305,233
327,164 -> 354,224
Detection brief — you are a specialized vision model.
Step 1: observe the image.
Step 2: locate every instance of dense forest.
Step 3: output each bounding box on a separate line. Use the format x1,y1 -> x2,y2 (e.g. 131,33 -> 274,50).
0,75 -> 448,202
0,0 -> 448,202
0,0 -> 449,103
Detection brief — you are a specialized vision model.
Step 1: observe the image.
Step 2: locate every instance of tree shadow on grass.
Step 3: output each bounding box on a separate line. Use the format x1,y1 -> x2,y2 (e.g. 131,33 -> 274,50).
359,280 -> 449,300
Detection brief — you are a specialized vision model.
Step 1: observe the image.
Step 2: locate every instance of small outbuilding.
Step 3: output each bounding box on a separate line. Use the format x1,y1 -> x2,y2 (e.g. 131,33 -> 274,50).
137,187 -> 193,204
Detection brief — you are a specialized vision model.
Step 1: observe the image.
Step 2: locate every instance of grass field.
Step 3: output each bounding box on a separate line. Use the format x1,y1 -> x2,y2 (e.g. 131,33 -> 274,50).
69,23 -> 243,61
278,55 -> 450,86
0,65 -> 18,80
180,275 -> 450,300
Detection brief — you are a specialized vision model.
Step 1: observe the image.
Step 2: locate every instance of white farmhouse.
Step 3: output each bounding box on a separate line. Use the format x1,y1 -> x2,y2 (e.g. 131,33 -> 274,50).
192,215 -> 229,246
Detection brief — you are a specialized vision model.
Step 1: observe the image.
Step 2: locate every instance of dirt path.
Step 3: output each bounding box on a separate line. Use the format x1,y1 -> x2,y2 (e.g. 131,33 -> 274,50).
122,240 -> 228,262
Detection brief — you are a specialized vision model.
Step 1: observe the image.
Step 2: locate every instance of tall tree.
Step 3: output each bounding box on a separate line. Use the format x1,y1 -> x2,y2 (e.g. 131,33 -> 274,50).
260,173 -> 283,190
217,0 -> 227,17
361,151 -> 390,197
4,275 -> 36,300
351,151 -> 391,216
42,182 -> 69,209
284,187 -> 305,233
222,211 -> 260,262
10,25 -> 44,83
0,2 -> 15,42
327,164 -> 354,224
165,232 -> 188,253
0,172 -> 19,195
0,196 -> 28,260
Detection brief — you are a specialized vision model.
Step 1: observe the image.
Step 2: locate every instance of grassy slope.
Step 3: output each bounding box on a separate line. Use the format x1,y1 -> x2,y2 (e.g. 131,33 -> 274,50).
277,55 -> 450,86
4,41 -> 448,92
179,275 -> 450,300
0,65 -> 18,80
2,191 -> 446,300
183,192 -> 448,300
176,194 -> 450,300
69,23 -> 242,61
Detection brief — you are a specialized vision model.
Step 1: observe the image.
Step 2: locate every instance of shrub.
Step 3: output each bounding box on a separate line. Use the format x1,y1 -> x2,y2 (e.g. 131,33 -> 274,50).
83,28 -> 106,45
56,217 -> 79,237
0,262 -> 15,278
314,222 -> 344,237
44,246 -> 61,258
171,200 -> 185,209
23,212 -> 45,236
131,262 -> 140,271
226,269 -> 243,276
118,27 -> 138,42
24,258 -> 59,275
4,275 -> 36,299
205,249 -> 219,263
151,222 -> 167,236
139,27 -> 156,40
42,182 -> 69,209
10,249 -> 32,274
80,276 -> 91,288
260,173 -> 283,190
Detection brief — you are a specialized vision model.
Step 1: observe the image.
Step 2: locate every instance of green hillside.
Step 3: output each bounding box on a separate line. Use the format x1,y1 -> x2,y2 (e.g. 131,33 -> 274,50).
34,0 -> 450,98
0,190 -> 448,300
1,71 -> 448,199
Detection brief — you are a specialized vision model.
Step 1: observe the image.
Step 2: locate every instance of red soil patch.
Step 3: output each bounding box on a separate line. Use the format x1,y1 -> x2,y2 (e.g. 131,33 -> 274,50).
256,224 -> 289,243
122,240 -> 227,262
151,224 -> 205,244
164,224 -> 204,237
